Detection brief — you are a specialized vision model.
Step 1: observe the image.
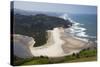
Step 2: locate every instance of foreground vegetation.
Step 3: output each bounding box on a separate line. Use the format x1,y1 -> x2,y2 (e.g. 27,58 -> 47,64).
12,48 -> 97,66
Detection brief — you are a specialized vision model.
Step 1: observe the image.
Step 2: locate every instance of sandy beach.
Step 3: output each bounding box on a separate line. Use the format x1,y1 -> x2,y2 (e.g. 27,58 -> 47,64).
13,27 -> 91,58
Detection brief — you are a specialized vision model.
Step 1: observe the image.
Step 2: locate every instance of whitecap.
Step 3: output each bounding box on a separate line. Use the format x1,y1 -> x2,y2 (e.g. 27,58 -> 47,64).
76,32 -> 88,37
60,13 -> 89,38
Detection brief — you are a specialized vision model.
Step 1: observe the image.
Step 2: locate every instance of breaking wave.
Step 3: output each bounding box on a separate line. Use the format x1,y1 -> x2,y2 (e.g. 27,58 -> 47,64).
59,13 -> 96,40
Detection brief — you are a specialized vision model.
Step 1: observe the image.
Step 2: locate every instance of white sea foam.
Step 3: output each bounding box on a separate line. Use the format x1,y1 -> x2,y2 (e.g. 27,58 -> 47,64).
68,22 -> 88,38
59,13 -> 69,20
76,32 -> 88,37
70,20 -> 88,37
59,13 -> 89,38
60,13 -> 97,43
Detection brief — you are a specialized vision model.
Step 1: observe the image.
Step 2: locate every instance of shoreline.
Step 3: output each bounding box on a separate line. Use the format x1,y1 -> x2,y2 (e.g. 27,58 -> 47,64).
13,27 -> 95,58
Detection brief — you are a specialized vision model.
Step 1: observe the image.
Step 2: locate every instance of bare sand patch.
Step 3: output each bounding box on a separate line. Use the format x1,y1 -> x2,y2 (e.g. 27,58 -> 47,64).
13,28 -> 91,58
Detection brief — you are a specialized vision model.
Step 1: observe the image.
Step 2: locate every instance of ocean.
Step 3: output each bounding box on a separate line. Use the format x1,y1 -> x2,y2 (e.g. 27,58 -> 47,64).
17,11 -> 97,42
60,13 -> 97,42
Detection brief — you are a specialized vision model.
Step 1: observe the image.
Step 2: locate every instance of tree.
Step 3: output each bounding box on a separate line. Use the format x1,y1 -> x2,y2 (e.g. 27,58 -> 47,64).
72,53 -> 76,56
40,55 -> 44,58
76,53 -> 80,58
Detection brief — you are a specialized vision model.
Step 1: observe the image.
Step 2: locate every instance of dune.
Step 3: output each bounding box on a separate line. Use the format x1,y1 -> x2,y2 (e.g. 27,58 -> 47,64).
13,27 -> 90,58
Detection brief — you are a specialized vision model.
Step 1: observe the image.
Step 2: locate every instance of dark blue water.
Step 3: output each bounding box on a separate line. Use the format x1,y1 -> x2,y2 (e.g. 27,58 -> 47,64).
68,14 -> 97,41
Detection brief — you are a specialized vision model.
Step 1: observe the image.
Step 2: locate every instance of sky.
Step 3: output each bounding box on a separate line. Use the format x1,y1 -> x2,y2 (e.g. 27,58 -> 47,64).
13,1 -> 97,14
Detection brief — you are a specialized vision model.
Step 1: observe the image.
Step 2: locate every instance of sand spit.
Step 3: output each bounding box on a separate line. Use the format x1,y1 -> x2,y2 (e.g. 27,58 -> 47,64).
13,28 -> 92,58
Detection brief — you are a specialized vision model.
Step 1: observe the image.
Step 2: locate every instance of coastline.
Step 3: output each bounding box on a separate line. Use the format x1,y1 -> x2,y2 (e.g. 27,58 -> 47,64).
13,27 -> 95,58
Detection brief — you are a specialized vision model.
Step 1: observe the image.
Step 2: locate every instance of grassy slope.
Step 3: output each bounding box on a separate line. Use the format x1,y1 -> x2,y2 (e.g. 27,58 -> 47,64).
65,56 -> 97,63
20,56 -> 97,65
18,49 -> 97,66
22,58 -> 49,65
